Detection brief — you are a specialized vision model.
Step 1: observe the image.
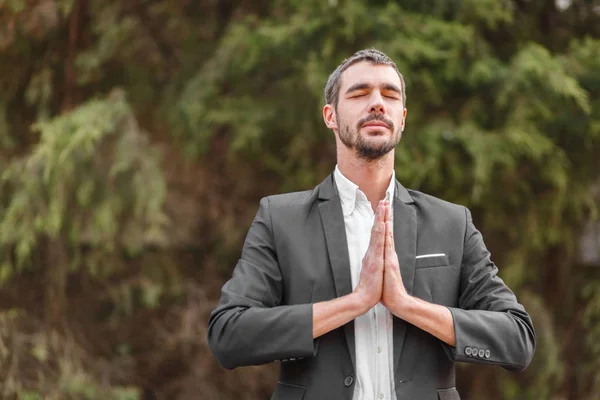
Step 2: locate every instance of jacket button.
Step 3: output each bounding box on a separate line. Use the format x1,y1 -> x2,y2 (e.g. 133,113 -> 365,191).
485,350 -> 491,358
465,347 -> 472,356
344,376 -> 354,387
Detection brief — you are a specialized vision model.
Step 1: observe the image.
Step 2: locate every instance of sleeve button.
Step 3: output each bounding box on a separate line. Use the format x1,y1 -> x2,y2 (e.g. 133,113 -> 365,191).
485,350 -> 490,359
478,349 -> 485,358
344,376 -> 354,387
465,347 -> 472,356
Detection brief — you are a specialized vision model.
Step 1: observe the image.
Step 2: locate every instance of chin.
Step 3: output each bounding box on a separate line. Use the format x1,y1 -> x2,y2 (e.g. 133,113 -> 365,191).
362,135 -> 390,145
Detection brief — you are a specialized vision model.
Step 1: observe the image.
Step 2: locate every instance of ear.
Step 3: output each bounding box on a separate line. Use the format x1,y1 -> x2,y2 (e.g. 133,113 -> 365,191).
323,104 -> 338,130
400,108 -> 407,131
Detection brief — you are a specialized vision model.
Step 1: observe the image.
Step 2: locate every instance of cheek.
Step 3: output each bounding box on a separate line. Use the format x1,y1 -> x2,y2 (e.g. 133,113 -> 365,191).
390,111 -> 404,126
335,111 -> 351,128
344,113 -> 362,130
338,102 -> 363,119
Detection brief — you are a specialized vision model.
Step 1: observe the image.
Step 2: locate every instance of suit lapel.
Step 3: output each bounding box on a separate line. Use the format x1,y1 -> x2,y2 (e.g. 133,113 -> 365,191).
317,174 -> 356,371
392,181 -> 417,376
316,174 -> 417,375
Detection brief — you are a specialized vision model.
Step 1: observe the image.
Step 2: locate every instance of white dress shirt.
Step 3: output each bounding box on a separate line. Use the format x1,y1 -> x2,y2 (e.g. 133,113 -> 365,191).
334,165 -> 397,400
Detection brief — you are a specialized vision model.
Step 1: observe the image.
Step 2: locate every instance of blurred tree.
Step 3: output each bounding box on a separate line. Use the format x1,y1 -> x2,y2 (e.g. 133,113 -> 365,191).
0,0 -> 599,399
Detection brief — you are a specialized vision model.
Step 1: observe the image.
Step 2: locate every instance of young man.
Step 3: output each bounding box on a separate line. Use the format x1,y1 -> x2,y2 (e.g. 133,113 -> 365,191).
207,48 -> 536,400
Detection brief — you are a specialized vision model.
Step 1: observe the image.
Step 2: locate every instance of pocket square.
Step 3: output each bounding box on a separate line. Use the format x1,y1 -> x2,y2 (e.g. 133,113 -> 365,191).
415,253 -> 446,259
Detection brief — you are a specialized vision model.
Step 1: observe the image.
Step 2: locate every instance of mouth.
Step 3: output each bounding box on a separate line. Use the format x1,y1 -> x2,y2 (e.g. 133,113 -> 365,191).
361,121 -> 390,133
362,122 -> 389,128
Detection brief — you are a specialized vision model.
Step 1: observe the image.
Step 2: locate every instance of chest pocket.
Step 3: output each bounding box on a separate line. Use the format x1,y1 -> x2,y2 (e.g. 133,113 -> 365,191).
415,254 -> 450,269
413,254 -> 458,306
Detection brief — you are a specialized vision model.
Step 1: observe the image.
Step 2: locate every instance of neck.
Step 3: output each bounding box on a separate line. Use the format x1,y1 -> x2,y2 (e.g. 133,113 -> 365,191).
337,149 -> 395,211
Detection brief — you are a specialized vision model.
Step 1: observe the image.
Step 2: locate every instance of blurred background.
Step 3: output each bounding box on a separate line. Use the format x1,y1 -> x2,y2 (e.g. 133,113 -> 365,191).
0,0 -> 599,399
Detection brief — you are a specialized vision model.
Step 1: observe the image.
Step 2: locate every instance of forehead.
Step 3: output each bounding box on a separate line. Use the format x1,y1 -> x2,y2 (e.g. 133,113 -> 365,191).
339,61 -> 401,92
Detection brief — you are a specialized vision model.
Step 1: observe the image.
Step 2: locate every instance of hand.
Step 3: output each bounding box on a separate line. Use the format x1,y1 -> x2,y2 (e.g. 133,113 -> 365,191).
353,200 -> 387,312
381,202 -> 409,314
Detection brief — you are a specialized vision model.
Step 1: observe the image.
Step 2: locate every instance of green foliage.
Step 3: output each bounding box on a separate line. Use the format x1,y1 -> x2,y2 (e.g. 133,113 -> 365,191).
583,280 -> 600,394
1,0 -> 26,13
0,310 -> 141,399
169,1 -> 600,398
0,89 -> 168,283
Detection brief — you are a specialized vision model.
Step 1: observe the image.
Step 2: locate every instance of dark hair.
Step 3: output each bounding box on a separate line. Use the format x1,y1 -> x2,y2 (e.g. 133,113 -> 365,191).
324,48 -> 406,108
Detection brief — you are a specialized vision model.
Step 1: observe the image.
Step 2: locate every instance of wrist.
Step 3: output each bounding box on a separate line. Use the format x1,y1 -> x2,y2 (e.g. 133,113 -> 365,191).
390,292 -> 415,319
349,290 -> 372,316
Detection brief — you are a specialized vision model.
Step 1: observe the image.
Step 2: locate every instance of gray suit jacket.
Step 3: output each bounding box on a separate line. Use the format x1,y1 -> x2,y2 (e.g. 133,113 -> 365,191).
208,173 -> 536,400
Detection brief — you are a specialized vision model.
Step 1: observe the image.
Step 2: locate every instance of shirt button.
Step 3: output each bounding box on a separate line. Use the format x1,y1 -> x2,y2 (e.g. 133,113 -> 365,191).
379,394 -> 384,399
344,376 -> 354,387
377,346 -> 382,353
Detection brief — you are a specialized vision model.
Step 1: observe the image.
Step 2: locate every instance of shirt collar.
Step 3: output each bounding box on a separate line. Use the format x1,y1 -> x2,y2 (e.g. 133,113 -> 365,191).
334,165 -> 396,215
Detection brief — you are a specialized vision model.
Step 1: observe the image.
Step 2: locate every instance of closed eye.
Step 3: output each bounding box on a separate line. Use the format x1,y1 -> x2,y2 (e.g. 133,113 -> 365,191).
382,92 -> 401,100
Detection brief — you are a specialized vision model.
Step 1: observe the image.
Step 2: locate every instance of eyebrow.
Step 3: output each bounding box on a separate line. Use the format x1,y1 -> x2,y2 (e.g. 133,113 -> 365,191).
345,82 -> 403,96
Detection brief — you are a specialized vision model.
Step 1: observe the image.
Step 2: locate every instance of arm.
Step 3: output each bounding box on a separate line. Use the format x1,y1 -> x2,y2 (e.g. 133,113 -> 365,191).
314,200 -> 387,338
208,198 -> 388,369
382,204 -> 535,371
441,207 -> 536,371
392,296 -> 456,346
380,202 -> 457,346
313,293 -> 368,338
207,197 -> 316,369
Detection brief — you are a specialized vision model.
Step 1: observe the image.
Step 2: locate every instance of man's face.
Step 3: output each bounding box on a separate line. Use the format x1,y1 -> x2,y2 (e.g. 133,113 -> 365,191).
331,61 -> 406,161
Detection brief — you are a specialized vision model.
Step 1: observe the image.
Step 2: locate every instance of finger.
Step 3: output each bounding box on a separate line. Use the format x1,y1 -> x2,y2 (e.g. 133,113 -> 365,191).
377,204 -> 390,253
367,211 -> 384,254
382,200 -> 390,224
382,204 -> 391,240
385,220 -> 395,259
365,223 -> 384,266
386,202 -> 392,224
379,200 -> 387,221
380,201 -> 388,225
373,221 -> 386,255
379,200 -> 386,222
371,201 -> 384,234
368,202 -> 387,259
371,221 -> 385,247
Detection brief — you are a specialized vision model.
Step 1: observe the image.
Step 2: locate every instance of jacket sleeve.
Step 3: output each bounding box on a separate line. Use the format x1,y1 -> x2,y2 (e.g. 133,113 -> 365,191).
442,207 -> 536,371
207,197 -> 316,370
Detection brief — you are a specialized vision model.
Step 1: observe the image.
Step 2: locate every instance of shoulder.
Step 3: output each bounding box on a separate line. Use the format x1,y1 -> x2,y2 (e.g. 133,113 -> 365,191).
252,173 -> 334,224
264,189 -> 316,206
252,189 -> 321,237
255,188 -> 319,219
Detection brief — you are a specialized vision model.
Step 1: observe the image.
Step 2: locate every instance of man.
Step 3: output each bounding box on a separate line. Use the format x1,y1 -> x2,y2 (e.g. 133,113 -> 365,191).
207,48 -> 536,400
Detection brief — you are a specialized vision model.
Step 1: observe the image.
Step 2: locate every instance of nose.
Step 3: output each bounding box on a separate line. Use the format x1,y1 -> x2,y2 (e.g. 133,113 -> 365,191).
369,92 -> 386,114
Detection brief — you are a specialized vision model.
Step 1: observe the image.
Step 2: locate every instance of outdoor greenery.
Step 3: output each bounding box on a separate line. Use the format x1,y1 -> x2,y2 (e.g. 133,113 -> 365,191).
0,0 -> 599,398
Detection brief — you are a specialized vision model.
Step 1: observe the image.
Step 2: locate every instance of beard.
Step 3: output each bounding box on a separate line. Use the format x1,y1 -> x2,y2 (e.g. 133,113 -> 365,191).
338,113 -> 402,161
